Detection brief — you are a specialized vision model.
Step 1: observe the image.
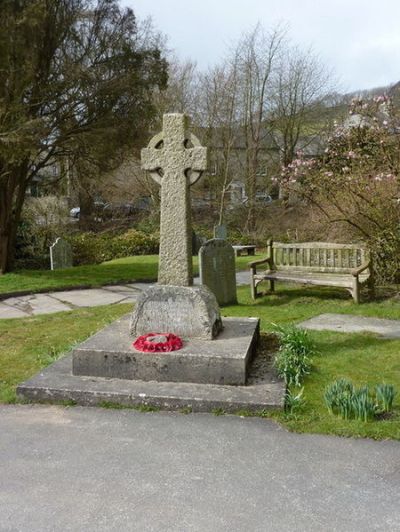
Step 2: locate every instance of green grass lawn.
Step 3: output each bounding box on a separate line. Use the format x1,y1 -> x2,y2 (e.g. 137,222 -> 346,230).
0,304 -> 132,403
223,285 -> 400,440
0,254 -> 253,295
1,282 -> 399,440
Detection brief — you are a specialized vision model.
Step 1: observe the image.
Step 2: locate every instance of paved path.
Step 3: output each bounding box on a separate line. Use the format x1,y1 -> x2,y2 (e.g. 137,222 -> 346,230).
0,271 -> 251,319
300,313 -> 400,339
0,405 -> 399,531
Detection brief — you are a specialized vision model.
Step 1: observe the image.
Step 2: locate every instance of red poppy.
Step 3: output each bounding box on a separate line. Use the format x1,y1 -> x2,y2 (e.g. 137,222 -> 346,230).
133,332 -> 183,353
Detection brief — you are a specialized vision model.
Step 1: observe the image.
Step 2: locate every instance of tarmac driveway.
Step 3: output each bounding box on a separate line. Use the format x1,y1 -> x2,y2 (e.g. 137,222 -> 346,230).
0,405 -> 399,532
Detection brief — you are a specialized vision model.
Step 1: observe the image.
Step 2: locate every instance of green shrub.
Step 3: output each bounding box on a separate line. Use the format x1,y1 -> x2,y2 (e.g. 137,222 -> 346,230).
350,386 -> 377,422
376,383 -> 396,413
15,196 -> 69,269
284,387 -> 305,413
324,378 -> 355,415
273,325 -> 316,386
69,229 -> 159,265
324,379 -> 396,422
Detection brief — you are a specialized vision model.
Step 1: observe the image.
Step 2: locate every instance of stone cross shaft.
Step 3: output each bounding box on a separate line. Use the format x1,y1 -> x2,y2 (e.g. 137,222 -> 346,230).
141,114 -> 207,286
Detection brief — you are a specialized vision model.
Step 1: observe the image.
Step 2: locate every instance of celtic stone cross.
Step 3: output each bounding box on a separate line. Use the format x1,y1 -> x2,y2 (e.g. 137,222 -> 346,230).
141,114 -> 207,286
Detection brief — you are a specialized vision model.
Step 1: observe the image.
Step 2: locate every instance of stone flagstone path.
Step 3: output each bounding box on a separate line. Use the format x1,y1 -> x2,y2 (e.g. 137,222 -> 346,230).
0,271 -> 251,319
299,313 -> 400,339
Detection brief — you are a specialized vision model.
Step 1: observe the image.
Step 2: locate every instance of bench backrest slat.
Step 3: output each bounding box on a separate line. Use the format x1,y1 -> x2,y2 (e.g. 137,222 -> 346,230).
271,242 -> 368,273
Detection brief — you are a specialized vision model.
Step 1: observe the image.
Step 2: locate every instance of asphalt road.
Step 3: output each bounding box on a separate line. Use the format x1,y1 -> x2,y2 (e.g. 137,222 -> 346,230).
0,405 -> 399,531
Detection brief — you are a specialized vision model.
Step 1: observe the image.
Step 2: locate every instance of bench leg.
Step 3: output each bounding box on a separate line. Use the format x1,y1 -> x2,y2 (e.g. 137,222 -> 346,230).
250,268 -> 257,299
270,280 -> 275,292
251,279 -> 257,299
352,277 -> 360,303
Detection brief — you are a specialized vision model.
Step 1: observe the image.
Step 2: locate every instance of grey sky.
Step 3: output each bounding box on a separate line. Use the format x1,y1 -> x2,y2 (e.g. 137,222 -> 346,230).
122,0 -> 400,92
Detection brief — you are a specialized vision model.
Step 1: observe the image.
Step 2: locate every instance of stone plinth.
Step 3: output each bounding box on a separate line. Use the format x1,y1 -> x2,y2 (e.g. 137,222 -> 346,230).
72,315 -> 259,385
130,285 -> 222,340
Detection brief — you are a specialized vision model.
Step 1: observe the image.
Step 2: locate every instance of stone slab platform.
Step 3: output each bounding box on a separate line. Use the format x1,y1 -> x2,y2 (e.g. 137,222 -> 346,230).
17,353 -> 285,414
299,313 -> 400,338
72,316 -> 258,385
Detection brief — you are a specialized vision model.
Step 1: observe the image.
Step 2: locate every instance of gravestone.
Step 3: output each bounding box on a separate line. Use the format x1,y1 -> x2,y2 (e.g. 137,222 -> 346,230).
199,239 -> 237,305
130,114 -> 222,339
50,237 -> 73,270
214,224 -> 227,240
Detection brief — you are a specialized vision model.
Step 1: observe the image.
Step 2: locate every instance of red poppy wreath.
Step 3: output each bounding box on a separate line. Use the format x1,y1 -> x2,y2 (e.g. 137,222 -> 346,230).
133,333 -> 183,353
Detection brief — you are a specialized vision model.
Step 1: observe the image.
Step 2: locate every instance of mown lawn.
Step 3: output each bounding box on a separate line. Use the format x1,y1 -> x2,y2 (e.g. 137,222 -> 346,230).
223,285 -> 400,440
1,282 -> 399,440
0,304 -> 131,403
0,254 -> 253,295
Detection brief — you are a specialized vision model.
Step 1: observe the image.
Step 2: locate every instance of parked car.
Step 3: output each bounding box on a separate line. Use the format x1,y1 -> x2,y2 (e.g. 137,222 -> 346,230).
69,207 -> 80,218
255,193 -> 273,204
69,201 -> 105,220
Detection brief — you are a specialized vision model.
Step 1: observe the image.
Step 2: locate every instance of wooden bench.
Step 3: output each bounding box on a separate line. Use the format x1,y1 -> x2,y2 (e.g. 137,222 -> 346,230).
250,240 -> 372,303
232,245 -> 256,257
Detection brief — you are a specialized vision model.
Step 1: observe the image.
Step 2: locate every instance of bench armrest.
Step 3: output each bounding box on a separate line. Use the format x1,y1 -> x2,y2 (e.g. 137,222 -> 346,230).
249,257 -> 272,272
352,260 -> 370,277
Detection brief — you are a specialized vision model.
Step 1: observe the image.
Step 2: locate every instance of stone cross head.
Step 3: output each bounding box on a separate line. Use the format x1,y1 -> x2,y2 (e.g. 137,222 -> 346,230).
141,114 -> 207,186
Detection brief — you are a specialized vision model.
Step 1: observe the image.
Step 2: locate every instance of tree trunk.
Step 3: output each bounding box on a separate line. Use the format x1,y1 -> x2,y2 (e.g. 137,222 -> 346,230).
78,189 -> 95,230
246,150 -> 258,232
0,187 -> 16,274
0,164 -> 29,274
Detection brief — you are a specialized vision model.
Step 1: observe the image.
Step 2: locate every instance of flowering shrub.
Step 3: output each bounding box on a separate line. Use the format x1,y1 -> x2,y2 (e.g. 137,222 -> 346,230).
279,95 -> 400,283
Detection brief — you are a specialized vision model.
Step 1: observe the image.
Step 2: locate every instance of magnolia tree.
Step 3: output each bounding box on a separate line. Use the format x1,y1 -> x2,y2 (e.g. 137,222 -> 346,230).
279,95 -> 400,282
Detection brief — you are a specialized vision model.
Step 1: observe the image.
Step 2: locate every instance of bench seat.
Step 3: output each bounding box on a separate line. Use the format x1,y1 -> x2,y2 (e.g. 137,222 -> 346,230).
250,240 -> 373,303
255,270 -> 370,288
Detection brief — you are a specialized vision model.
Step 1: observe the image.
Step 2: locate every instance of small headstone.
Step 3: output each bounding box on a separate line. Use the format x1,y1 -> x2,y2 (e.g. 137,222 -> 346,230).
214,224 -> 227,240
199,239 -> 237,305
50,237 -> 73,270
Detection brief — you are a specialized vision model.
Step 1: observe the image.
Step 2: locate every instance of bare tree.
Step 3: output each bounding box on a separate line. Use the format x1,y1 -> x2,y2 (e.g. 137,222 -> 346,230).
154,56 -> 199,118
198,58 -> 241,224
234,24 -> 286,230
270,46 -> 333,167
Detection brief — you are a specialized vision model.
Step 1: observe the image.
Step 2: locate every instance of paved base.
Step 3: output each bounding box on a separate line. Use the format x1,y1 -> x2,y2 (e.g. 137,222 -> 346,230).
72,316 -> 258,385
299,313 -> 400,338
1,405 -> 399,532
17,341 -> 284,413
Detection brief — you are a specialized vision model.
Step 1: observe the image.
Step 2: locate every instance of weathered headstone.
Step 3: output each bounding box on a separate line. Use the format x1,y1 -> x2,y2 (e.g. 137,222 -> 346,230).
131,285 -> 222,340
141,114 -> 207,286
214,224 -> 227,240
199,239 -> 237,305
50,237 -> 73,270
131,114 -> 222,339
